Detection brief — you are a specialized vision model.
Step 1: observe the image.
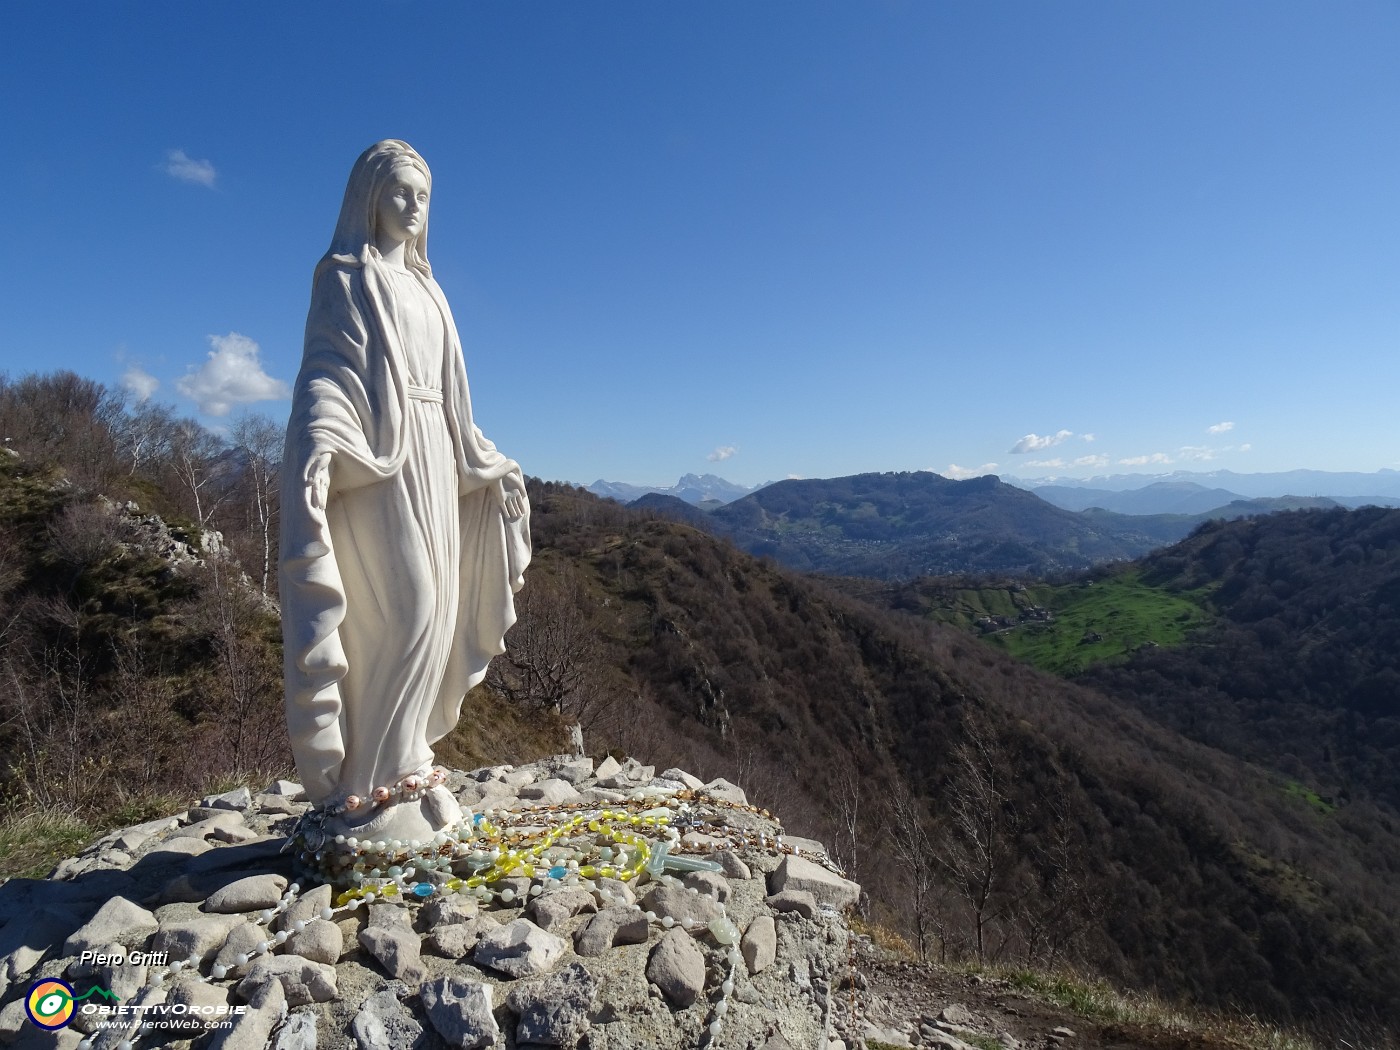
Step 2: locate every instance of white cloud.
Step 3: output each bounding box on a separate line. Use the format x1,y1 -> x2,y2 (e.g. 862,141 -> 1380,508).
1073,454 -> 1110,469
177,332 -> 290,416
164,148 -> 217,188
1009,429 -> 1074,454
121,365 -> 160,402
707,445 -> 737,462
1207,421 -> 1235,434
1118,453 -> 1173,466
1178,446 -> 1219,462
945,462 -> 999,480
1239,443 -> 1252,452
1025,458 -> 1065,469
1081,433 -> 1097,443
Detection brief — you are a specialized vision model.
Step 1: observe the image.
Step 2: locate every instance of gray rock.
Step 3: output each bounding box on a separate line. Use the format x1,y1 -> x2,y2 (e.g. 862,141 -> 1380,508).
1,907 -> 77,981
457,780 -> 518,808
237,955 -> 338,1007
286,919 -> 342,965
473,917 -> 567,978
864,1027 -> 913,1048
202,786 -> 254,811
421,976 -> 499,1049
768,889 -> 819,919
208,975 -> 287,1050
271,1009 -> 319,1050
64,941 -> 147,1001
681,870 -> 731,902
253,793 -> 305,815
359,904 -> 426,983
660,767 -> 706,790
352,988 -> 426,1050
940,1004 -> 975,1026
204,873 -> 288,913
212,921 -> 267,977
503,767 -> 537,787
640,883 -> 722,929
574,906 -> 650,957
592,755 -> 622,780
143,836 -> 216,863
592,875 -> 636,908
922,1032 -> 977,1050
702,777 -> 748,805
152,912 -> 244,963
428,914 -> 500,958
768,855 -> 860,911
263,779 -> 306,798
741,914 -> 777,974
508,961 -> 600,1047
61,896 -> 158,956
280,884 -> 333,930
213,824 -> 263,844
545,756 -> 595,784
421,893 -> 478,927
528,887 -> 597,930
169,811 -> 246,840
646,927 -> 706,1007
518,778 -> 582,805
597,757 -> 655,789
715,850 -> 752,880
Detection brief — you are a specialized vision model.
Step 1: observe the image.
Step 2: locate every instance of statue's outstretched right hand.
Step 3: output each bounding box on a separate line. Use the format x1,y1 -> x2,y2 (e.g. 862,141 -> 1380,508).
308,452 -> 332,512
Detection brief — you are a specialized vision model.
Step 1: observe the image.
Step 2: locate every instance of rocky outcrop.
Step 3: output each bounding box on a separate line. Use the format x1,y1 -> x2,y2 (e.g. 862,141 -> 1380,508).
0,756 -> 866,1049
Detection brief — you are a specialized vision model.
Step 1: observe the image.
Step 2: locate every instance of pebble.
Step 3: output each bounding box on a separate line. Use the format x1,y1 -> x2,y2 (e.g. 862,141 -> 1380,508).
646,927 -> 706,1007
741,914 -> 777,974
574,906 -> 650,957
286,919 -> 342,965
767,888 -> 820,919
508,961 -> 601,1046
61,896 -> 158,956
151,912 -> 243,963
351,988 -> 424,1050
358,904 -> 426,983
237,955 -> 338,1007
203,873 -> 289,914
472,917 -> 567,978
420,975 -> 499,1049
527,886 -> 598,930
208,976 -> 287,1050
768,854 -> 860,911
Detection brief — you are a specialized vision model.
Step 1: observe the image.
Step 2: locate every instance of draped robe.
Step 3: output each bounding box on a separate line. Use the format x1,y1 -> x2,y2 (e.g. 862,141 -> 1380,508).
279,249 -> 530,807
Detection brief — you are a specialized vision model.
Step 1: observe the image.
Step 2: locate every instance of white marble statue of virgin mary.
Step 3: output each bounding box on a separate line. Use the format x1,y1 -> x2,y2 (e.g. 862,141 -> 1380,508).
280,140 -> 530,843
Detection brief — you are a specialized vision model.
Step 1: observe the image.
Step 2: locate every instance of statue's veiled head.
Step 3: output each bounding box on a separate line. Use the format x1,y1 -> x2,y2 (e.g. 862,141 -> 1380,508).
325,139 -> 433,273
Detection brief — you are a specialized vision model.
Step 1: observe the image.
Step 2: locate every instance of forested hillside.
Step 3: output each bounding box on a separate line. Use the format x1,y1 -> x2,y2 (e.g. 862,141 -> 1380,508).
3,371 -> 1399,1042
1079,508 -> 1400,813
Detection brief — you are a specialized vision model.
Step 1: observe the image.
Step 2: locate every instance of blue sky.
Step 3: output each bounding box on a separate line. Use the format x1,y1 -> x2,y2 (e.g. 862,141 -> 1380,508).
3,2 -> 1397,488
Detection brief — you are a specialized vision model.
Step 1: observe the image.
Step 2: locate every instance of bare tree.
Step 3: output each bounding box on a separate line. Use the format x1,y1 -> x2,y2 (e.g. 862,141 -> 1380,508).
488,562 -> 618,730
887,778 -> 943,961
115,400 -> 179,478
935,714 -> 1030,965
229,414 -> 283,593
188,556 -> 287,777
168,419 -> 228,527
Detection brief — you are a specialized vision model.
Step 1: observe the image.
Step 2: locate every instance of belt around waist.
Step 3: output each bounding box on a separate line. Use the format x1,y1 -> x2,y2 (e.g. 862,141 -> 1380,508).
406,385 -> 443,403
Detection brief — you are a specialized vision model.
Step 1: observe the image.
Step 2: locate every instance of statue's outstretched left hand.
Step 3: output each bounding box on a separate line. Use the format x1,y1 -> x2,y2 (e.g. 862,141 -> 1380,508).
499,475 -> 527,521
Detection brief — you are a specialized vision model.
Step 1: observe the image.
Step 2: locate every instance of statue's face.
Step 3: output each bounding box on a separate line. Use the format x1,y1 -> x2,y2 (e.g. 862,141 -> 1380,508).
375,164 -> 430,248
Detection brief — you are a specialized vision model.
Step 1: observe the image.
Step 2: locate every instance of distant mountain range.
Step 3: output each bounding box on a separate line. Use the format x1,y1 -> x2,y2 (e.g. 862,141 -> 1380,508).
1008,468 -> 1400,508
623,470 -> 1357,580
586,473 -> 765,506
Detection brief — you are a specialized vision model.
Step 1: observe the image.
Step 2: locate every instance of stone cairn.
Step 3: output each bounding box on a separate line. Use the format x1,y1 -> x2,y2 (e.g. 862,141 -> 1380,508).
0,756 -> 867,1050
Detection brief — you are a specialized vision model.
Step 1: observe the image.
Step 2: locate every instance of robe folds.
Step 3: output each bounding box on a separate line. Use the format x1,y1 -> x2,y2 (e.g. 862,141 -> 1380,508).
279,248 -> 530,806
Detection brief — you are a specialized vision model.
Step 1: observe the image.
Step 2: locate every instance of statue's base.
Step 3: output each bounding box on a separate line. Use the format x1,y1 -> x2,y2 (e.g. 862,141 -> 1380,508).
288,785 -> 469,888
